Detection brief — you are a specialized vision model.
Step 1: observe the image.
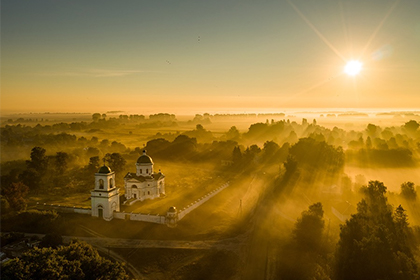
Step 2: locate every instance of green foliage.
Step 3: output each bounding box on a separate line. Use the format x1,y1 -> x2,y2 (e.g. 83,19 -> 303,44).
183,124 -> 214,143
289,138 -> 344,172
92,113 -> 101,122
346,148 -> 415,167
231,146 -> 242,165
1,182 -> 29,212
55,152 -> 69,174
404,120 -> 419,132
278,203 -> 330,280
401,182 -> 417,201
226,126 -> 240,141
293,202 -> 325,252
1,240 -> 129,280
19,168 -> 42,192
104,153 -> 126,173
335,181 -> 419,280
26,147 -> 48,175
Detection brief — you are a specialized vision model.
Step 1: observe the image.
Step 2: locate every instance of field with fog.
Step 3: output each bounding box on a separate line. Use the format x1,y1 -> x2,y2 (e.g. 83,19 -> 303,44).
1,110 -> 420,279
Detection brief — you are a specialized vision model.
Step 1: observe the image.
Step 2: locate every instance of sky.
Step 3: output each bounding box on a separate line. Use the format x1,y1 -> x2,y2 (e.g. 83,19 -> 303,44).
1,0 -> 420,114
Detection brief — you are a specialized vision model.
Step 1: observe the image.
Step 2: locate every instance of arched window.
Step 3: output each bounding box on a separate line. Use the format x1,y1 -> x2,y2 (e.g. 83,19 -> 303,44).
146,169 -> 149,174
148,191 -> 150,195
140,169 -> 142,174
109,178 -> 113,188
99,179 -> 104,189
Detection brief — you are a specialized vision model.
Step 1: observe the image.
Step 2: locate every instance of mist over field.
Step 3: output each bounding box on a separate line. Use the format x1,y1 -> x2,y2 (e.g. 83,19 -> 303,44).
2,0 -> 420,277
1,110 -> 420,279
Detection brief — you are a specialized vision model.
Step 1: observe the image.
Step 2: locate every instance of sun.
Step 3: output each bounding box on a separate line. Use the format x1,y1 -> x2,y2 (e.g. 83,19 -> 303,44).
344,60 -> 363,76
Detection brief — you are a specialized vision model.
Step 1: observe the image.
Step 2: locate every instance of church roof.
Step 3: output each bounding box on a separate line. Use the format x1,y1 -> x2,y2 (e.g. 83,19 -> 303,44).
98,165 -> 112,174
137,150 -> 153,164
168,206 -> 177,213
124,172 -> 164,181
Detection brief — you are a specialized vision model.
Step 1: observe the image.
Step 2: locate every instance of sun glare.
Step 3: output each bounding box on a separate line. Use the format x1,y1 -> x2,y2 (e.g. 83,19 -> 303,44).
344,60 -> 363,76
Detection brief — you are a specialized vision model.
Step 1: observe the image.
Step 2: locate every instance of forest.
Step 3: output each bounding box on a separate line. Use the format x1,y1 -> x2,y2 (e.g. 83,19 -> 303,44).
1,112 -> 420,279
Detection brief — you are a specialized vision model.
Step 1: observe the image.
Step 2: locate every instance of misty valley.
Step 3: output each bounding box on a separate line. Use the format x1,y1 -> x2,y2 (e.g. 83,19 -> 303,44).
1,111 -> 420,280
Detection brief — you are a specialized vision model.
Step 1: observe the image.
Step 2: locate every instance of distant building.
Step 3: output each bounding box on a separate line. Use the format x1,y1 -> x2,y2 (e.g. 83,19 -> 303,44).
123,150 -> 165,204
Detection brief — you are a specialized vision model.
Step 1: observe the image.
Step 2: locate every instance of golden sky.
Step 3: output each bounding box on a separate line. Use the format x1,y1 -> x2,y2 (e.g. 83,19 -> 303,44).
1,0 -> 420,114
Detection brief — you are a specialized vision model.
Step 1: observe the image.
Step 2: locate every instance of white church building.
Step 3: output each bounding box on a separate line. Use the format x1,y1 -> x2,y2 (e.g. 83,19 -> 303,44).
123,150 -> 165,204
90,150 -> 165,220
91,165 -> 120,221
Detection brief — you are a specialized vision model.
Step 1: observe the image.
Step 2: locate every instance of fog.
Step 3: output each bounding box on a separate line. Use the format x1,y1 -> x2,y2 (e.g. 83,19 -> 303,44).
1,110 -> 420,279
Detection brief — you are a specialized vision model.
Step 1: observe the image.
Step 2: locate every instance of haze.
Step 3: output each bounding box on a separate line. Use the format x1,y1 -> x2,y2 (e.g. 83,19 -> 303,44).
2,1 -> 420,280
2,0 -> 420,114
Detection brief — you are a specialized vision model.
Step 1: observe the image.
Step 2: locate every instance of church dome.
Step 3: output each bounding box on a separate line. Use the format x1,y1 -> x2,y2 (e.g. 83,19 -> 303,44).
137,150 -> 153,164
98,165 -> 112,174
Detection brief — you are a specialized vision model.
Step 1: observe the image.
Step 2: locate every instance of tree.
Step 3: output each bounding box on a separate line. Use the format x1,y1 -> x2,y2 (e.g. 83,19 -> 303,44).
226,126 -> 240,140
293,202 -> 325,252
104,153 -> 126,173
87,156 -> 100,172
243,144 -> 261,162
231,146 -> 242,165
2,182 -> 29,211
404,120 -> 419,132
288,138 -> 344,172
55,152 -> 69,174
283,155 -> 298,177
278,203 -> 329,279
401,182 -> 417,200
366,123 -> 379,137
1,240 -> 129,280
92,113 -> 101,122
262,141 -> 280,163
26,147 -> 48,175
335,180 -> 418,280
19,168 -> 42,192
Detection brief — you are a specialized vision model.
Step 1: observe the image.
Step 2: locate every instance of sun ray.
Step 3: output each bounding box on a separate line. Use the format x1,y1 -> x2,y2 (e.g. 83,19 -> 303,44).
286,0 -> 347,62
360,0 -> 401,58
282,72 -> 344,104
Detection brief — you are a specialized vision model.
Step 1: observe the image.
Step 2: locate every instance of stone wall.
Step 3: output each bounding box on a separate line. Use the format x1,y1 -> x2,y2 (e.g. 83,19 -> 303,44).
113,212 -> 165,224
178,182 -> 229,220
37,203 -> 91,215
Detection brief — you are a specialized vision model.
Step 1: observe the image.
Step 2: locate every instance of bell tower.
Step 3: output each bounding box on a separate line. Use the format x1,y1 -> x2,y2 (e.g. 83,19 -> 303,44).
91,165 -> 120,221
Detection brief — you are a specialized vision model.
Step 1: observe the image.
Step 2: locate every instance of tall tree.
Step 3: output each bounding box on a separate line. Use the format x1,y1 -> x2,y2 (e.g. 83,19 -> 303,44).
335,181 -> 418,280
293,202 -> 325,252
26,147 -> 48,175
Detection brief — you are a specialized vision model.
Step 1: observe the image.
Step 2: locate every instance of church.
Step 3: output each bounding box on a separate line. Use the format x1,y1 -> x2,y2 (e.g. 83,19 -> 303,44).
123,150 -> 166,204
91,150 -> 165,220
91,165 -> 120,221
